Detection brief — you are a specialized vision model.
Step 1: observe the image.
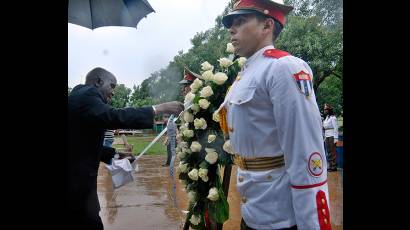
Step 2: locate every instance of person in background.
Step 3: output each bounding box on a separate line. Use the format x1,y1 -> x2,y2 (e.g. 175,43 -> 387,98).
323,103 -> 339,172
68,67 -> 184,230
162,114 -> 173,166
163,68 -> 199,166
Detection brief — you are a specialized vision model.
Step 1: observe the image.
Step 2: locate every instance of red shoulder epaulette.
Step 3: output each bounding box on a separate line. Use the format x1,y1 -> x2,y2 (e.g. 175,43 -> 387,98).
263,49 -> 290,58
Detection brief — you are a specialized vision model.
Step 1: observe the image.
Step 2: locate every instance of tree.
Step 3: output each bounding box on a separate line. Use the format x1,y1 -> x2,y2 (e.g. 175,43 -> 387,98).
133,0 -> 342,113
285,0 -> 343,28
111,84 -> 131,108
128,5 -> 233,106
278,0 -> 343,116
316,75 -> 343,115
275,15 -> 342,92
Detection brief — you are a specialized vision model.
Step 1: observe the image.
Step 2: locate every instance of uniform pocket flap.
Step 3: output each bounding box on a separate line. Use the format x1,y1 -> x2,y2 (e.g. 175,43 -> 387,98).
230,86 -> 256,105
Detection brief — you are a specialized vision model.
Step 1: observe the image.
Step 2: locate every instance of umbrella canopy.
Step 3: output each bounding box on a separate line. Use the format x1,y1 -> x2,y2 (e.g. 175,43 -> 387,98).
68,0 -> 155,30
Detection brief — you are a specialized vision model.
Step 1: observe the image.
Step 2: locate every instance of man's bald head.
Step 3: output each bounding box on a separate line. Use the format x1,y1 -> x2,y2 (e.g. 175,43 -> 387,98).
85,67 -> 117,103
85,67 -> 116,85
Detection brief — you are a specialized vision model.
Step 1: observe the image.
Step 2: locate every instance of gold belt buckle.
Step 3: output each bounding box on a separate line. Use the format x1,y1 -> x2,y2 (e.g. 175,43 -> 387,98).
234,154 -> 246,170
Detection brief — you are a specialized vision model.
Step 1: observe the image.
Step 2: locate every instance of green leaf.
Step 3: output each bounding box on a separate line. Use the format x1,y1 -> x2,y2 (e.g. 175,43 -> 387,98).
215,196 -> 229,223
193,94 -> 201,104
199,161 -> 209,169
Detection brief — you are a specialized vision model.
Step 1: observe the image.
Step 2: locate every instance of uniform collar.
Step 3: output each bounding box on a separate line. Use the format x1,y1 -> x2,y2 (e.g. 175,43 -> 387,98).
244,45 -> 275,69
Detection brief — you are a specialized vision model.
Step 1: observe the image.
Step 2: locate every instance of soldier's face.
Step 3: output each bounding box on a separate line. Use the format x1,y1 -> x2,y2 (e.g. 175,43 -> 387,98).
181,84 -> 191,97
229,14 -> 265,58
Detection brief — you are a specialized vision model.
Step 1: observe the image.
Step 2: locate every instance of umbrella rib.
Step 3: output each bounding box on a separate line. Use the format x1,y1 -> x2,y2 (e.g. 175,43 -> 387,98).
141,0 -> 155,13
122,0 -> 134,26
89,0 -> 94,29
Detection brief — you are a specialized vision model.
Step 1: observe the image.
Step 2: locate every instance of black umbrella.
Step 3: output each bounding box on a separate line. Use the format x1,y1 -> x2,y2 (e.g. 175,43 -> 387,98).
68,0 -> 155,30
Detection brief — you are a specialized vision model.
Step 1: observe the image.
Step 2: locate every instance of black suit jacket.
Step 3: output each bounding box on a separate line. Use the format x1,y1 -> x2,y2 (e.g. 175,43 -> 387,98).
68,84 -> 154,216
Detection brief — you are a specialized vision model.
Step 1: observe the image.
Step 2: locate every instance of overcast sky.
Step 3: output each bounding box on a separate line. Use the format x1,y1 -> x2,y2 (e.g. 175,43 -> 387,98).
68,0 -> 230,89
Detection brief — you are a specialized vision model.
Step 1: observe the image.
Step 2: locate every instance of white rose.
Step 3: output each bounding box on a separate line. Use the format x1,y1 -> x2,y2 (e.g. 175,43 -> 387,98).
205,148 -> 216,153
179,123 -> 188,132
226,43 -> 235,53
184,92 -> 195,103
182,129 -> 194,138
200,118 -> 207,129
188,191 -> 197,203
194,118 -> 207,130
193,118 -> 202,130
201,70 -> 214,81
188,168 -> 199,181
208,134 -> 216,143
177,151 -> 187,161
190,78 -> 203,93
218,57 -> 233,68
201,61 -> 214,71
191,104 -> 200,113
183,111 -> 194,123
212,72 -> 228,85
190,214 -> 201,225
182,147 -> 192,154
199,86 -> 214,98
198,168 -> 208,180
180,142 -> 188,149
190,84 -> 198,93
212,111 -> 220,122
179,162 -> 188,173
223,140 -> 235,155
175,146 -> 181,153
207,187 -> 219,201
205,148 -> 218,164
193,78 -> 203,89
202,175 -> 209,182
237,57 -> 247,68
190,141 -> 202,152
198,99 -> 210,110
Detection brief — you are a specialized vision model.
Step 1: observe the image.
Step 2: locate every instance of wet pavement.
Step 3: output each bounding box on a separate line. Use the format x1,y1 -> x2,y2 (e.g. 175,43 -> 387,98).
97,155 -> 343,229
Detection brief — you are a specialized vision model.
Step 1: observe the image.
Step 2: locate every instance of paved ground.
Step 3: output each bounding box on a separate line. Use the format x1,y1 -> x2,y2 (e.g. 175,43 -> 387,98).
97,155 -> 343,229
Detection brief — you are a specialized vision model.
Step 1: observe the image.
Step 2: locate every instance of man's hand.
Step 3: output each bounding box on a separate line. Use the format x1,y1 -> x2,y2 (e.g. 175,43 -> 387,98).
153,101 -> 184,115
117,151 -> 136,163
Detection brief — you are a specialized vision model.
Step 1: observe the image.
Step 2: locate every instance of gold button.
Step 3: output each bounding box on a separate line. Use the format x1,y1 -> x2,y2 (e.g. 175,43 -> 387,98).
321,198 -> 326,205
241,197 -> 247,203
324,218 -> 328,224
267,175 -> 272,180
238,176 -> 244,182
322,209 -> 326,215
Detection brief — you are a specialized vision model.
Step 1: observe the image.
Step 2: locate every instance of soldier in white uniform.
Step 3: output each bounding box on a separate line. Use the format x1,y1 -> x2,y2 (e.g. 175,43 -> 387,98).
322,104 -> 338,172
220,0 -> 331,229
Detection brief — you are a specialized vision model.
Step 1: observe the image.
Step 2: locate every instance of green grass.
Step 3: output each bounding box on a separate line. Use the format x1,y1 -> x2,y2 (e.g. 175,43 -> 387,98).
113,135 -> 167,156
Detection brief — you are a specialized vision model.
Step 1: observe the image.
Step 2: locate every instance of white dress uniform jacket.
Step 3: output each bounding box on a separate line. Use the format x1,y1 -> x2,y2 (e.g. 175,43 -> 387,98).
323,115 -> 338,140
221,45 -> 331,230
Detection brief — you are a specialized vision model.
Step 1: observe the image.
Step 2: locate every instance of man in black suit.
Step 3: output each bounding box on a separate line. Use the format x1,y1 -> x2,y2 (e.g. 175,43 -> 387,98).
68,67 -> 184,229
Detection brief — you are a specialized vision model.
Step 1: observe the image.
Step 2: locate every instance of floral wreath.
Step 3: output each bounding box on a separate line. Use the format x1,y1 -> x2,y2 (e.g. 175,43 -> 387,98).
176,43 -> 246,229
